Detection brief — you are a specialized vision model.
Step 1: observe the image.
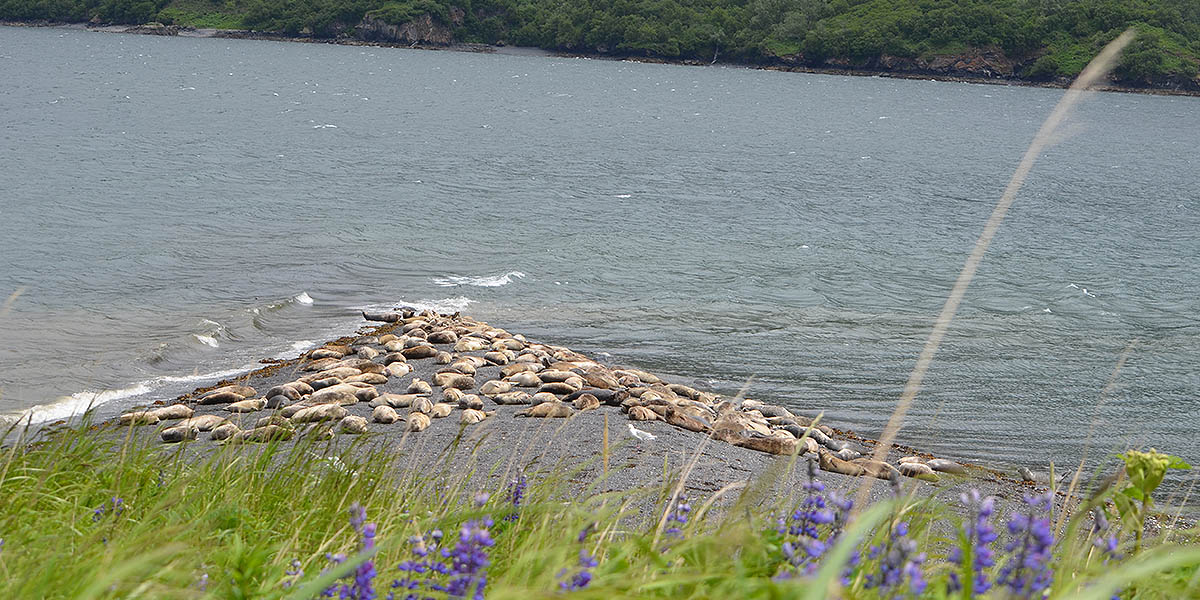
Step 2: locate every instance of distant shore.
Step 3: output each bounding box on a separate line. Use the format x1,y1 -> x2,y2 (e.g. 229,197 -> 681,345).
6,20 -> 1199,98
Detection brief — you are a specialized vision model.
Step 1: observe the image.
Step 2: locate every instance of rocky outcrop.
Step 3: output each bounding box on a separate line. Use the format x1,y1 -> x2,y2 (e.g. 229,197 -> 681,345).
355,15 -> 453,45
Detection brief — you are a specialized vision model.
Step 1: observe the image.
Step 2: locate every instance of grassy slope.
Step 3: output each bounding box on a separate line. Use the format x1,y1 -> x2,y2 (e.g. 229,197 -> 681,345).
0,420 -> 1197,599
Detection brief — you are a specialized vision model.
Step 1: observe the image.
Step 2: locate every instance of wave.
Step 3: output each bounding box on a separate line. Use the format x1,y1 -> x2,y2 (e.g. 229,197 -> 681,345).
432,271 -> 526,288
294,291 -> 314,305
0,364 -> 260,427
193,334 -> 220,348
360,296 -> 476,315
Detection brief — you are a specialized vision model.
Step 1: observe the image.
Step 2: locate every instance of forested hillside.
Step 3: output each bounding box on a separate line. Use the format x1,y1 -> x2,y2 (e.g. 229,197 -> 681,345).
3,0 -> 1198,89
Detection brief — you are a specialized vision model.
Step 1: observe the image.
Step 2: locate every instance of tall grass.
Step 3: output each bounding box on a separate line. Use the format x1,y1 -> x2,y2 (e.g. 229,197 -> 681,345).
0,418 -> 1196,599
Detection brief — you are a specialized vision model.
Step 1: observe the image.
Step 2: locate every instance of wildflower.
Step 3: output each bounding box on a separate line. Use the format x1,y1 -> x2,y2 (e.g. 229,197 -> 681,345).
444,518 -> 494,600
196,573 -> 208,592
473,492 -> 490,508
92,497 -> 125,522
558,548 -> 599,592
283,559 -> 303,589
776,459 -> 852,579
323,503 -> 378,600
1091,508 -> 1119,559
504,473 -> 527,521
995,492 -> 1055,599
865,521 -> 927,597
664,495 -> 691,538
948,489 -> 998,596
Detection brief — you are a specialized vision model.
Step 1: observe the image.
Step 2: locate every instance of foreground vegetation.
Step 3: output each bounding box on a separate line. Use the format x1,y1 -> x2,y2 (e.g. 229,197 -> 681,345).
1,0 -> 1198,89
0,418 -> 1197,599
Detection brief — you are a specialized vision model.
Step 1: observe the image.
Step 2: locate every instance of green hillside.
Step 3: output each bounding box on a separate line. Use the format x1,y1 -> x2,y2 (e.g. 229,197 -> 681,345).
3,0 -> 1198,89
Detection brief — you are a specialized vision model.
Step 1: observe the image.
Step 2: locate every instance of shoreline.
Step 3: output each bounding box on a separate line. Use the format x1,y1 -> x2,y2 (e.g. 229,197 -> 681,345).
86,307 -> 1191,529
5,19 -> 1199,99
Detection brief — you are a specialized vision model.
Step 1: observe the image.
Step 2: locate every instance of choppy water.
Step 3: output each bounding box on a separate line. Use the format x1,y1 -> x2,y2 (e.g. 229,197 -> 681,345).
1,25 -> 1197,496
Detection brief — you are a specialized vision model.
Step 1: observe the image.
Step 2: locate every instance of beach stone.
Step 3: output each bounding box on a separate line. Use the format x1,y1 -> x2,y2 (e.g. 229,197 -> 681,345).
537,382 -> 578,395
119,411 -> 160,426
210,423 -> 239,441
573,393 -> 601,411
454,338 -> 487,352
517,402 -> 574,418
479,380 -> 512,396
407,379 -> 433,395
460,409 -> 487,425
433,372 -> 475,390
160,424 -> 199,443
530,392 -> 559,405
292,403 -> 349,423
357,347 -> 380,360
372,405 -> 400,424
493,391 -> 532,405
402,345 -> 438,360
927,459 -> 967,474
430,403 -> 454,418
231,424 -> 294,443
339,416 -> 369,434
458,395 -> 484,410
226,398 -> 267,413
407,413 -> 431,432
385,362 -> 413,377
628,406 -> 660,421
346,373 -> 388,385
899,462 -> 939,481
410,397 -> 434,415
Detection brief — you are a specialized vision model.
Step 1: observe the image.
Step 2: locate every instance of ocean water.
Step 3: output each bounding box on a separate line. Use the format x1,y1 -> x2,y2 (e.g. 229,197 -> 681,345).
1,25 -> 1197,495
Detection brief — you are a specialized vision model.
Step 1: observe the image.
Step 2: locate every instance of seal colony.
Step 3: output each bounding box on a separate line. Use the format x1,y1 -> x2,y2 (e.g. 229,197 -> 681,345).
115,308 -> 977,486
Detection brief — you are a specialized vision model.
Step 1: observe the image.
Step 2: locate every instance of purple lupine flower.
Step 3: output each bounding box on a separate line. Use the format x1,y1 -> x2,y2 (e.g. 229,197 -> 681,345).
776,459 -> 848,579
196,573 -> 209,591
391,528 -> 450,599
664,495 -> 691,538
319,504 -> 378,599
995,492 -> 1055,599
92,497 -> 125,522
504,473 -> 527,521
283,559 -> 304,589
948,489 -> 998,596
443,518 -> 494,600
558,548 -> 599,592
865,521 -> 927,596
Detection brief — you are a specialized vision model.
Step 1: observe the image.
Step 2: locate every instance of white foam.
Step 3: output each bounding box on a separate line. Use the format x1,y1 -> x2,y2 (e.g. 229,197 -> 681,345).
193,334 -> 220,348
275,340 -> 317,359
393,296 -> 476,314
294,291 -> 314,305
432,271 -> 525,288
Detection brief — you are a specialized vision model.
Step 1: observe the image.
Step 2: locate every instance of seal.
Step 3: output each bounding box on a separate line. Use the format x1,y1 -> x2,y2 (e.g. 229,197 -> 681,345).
458,394 -> 484,410
372,405 -> 401,424
407,379 -> 433,395
460,408 -> 487,424
516,402 -> 574,418
432,372 -> 475,390
431,403 -> 454,418
407,412 -> 431,432
628,406 -> 660,421
210,422 -> 239,441
493,391 -> 533,405
927,459 -> 967,474
292,404 -> 349,423
160,424 -> 199,443
339,416 -> 369,434
572,393 -> 601,411
479,380 -> 512,396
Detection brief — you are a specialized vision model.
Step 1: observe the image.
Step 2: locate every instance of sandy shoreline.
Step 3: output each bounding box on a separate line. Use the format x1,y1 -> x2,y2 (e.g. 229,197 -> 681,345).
5,20 -> 1199,98
85,307 -> 1180,532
